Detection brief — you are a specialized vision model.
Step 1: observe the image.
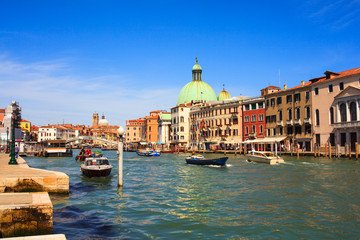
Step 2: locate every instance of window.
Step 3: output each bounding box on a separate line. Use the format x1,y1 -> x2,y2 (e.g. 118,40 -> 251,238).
245,126 -> 248,134
258,102 -> 264,108
339,82 -> 344,91
277,97 -> 282,105
180,127 -> 184,132
259,114 -> 264,121
305,91 -> 310,101
279,127 -> 283,135
244,104 -> 250,111
271,98 -> 275,106
340,103 -> 347,122
286,95 -> 292,103
350,102 -> 357,121
306,106 -> 311,119
288,108 -> 292,120
279,110 -> 283,121
244,116 -> 249,122
273,128 -> 276,136
251,103 -> 257,110
295,126 -> 301,135
315,109 -> 320,126
328,84 -> 333,92
271,115 -> 276,122
180,116 -> 184,122
329,107 -> 334,124
251,115 -> 256,122
305,125 -> 311,134
252,125 -> 256,133
287,126 -> 293,135
315,88 -> 319,95
149,126 -> 151,131
266,116 -> 270,123
267,129 -> 271,136
266,99 -> 269,107
294,93 -> 300,102
260,125 -> 263,133
295,108 -> 300,120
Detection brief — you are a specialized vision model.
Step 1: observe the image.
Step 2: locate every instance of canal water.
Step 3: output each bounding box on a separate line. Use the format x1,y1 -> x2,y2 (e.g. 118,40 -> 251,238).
25,150 -> 360,239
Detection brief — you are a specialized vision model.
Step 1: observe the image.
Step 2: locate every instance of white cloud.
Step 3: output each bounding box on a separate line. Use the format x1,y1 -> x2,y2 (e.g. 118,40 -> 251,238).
0,56 -> 178,127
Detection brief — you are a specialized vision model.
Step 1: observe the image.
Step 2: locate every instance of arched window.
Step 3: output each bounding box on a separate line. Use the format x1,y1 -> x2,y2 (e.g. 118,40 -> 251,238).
252,125 -> 256,133
260,125 -> 263,133
315,109 -> 320,126
350,102 -> 357,121
296,108 -> 300,120
340,103 -> 347,122
329,107 -> 334,124
180,116 -> 184,122
180,127 -> 184,132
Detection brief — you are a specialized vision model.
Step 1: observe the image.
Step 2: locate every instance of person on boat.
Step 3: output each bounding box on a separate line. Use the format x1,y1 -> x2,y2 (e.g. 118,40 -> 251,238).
85,147 -> 92,155
80,147 -> 85,155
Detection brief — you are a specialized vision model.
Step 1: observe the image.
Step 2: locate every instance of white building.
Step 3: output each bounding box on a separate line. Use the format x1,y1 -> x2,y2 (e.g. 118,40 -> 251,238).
157,112 -> 171,146
38,125 -> 76,142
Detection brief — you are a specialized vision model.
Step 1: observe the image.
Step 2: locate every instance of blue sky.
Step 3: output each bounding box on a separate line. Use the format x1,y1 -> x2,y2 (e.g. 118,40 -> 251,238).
0,0 -> 359,127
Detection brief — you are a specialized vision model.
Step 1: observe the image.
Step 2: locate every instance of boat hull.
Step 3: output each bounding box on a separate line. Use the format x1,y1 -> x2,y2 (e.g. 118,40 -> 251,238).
46,151 -> 73,157
246,154 -> 284,165
136,150 -> 161,157
185,157 -> 228,166
81,167 -> 112,177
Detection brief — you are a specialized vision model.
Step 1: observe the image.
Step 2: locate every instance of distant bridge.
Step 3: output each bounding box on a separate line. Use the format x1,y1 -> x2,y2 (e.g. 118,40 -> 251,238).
66,136 -> 118,145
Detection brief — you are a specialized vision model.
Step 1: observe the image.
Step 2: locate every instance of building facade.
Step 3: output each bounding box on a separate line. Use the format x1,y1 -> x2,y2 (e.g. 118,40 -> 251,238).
126,118 -> 145,143
242,97 -> 265,142
311,67 -> 360,148
157,112 -> 171,145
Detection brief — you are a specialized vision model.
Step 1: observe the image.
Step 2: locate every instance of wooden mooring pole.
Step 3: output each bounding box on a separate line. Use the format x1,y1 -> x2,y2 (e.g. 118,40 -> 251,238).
325,143 -> 328,159
356,142 -> 358,160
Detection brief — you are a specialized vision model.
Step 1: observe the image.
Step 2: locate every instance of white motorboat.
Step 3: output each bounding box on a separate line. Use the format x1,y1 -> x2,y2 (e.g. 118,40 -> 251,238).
246,151 -> 284,165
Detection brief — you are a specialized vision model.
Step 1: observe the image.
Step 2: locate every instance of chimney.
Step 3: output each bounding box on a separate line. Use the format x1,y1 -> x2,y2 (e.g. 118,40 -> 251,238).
284,84 -> 287,90
301,80 -> 305,87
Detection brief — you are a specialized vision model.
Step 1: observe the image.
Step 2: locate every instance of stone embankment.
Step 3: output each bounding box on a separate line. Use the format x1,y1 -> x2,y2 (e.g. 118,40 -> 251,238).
0,154 -> 69,193
0,153 -> 69,238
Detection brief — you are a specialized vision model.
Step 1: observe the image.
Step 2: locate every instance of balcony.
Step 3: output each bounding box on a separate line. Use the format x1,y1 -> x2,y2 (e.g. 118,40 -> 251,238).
276,121 -> 283,126
216,124 -> 223,127
294,119 -> 301,125
286,119 -> 293,125
225,123 -> 232,126
304,118 -> 311,124
334,121 -> 360,129
230,110 -> 239,114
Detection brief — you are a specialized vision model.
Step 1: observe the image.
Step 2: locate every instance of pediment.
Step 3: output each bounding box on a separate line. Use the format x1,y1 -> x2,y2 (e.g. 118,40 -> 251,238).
334,86 -> 360,100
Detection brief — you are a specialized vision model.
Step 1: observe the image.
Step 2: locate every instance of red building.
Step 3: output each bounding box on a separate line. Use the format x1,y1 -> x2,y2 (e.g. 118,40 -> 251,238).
242,97 -> 266,142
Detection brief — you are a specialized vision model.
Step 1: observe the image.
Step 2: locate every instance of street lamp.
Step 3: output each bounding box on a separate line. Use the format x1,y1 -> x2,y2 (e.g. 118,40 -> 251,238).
8,114 -> 17,165
117,126 -> 124,187
5,127 -> 9,153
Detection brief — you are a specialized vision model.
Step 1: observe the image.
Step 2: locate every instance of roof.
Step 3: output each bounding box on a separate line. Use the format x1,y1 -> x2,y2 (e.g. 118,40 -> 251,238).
177,80 -> 217,105
158,113 -> 171,121
243,136 -> 287,144
310,67 -> 360,85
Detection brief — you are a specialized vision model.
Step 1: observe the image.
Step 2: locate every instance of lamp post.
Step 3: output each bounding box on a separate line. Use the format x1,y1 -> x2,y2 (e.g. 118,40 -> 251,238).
8,115 -> 17,165
117,126 -> 125,187
5,127 -> 9,154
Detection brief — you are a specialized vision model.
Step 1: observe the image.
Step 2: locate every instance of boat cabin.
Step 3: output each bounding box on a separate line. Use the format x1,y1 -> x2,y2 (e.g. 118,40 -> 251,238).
85,158 -> 110,166
40,140 -> 73,157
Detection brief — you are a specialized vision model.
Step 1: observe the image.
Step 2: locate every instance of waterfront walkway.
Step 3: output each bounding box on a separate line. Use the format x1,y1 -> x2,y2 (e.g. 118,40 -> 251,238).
0,153 -> 69,193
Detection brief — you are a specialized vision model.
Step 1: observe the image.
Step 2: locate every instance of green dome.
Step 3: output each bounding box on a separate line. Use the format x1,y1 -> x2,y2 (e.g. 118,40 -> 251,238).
217,88 -> 231,101
177,80 -> 217,105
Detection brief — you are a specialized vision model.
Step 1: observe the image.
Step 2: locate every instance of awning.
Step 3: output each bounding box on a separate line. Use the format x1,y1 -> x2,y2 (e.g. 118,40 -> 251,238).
243,136 -> 287,144
139,142 -> 148,145
157,142 -> 165,144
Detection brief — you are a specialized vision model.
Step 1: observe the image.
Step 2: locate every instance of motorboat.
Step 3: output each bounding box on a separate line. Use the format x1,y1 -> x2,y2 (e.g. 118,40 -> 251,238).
246,151 -> 284,165
185,155 -> 228,166
80,157 -> 113,177
136,149 -> 161,157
